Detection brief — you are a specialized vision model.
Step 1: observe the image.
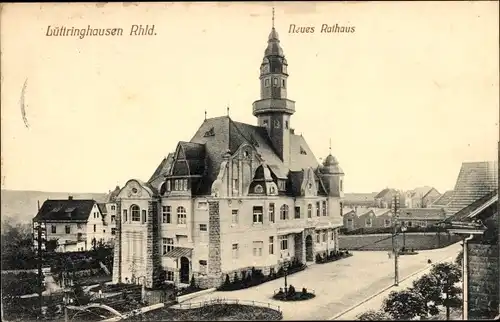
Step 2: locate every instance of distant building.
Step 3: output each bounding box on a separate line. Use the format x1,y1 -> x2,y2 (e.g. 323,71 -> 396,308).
343,192 -> 378,207
429,190 -> 454,209
101,186 -> 121,245
374,188 -> 402,208
342,206 -> 392,230
398,208 -> 447,228
404,186 -> 441,208
33,197 -> 112,252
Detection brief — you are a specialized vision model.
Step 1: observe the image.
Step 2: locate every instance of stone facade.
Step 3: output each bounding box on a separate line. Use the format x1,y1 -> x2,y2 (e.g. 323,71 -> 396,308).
207,200 -> 222,287
467,242 -> 499,319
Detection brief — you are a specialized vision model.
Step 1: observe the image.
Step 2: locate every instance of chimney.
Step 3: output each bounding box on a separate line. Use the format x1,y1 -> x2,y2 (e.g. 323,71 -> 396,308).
68,196 -> 73,200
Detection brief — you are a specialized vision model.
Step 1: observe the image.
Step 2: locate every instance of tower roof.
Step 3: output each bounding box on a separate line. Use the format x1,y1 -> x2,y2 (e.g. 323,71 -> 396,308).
320,154 -> 344,175
265,27 -> 284,56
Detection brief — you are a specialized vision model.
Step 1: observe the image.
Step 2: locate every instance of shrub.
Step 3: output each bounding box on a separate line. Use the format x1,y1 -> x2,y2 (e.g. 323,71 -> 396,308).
302,287 -> 307,294
224,274 -> 230,286
241,271 -> 247,282
190,275 -> 196,288
233,272 -> 239,284
288,285 -> 296,296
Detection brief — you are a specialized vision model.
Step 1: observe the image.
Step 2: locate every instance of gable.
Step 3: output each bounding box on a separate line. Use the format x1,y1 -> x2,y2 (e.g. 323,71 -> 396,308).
118,179 -> 155,199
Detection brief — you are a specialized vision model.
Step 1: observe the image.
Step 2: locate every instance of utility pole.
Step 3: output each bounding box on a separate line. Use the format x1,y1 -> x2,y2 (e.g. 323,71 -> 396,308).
34,220 -> 46,317
391,192 -> 400,286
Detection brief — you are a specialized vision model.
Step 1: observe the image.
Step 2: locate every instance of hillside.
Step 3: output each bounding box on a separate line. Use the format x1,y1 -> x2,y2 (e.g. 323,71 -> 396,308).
1,189 -> 107,226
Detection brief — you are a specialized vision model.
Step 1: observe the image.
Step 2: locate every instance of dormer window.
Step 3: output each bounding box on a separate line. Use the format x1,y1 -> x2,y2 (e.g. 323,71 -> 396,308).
300,147 -> 307,155
277,180 -> 285,191
166,180 -> 171,191
282,79 -> 286,88
265,78 -> 270,87
254,184 -> 264,194
273,78 -> 278,86
203,127 -> 215,137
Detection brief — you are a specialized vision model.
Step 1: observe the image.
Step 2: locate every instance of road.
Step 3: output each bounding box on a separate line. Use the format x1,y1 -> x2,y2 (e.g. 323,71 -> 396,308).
183,242 -> 462,320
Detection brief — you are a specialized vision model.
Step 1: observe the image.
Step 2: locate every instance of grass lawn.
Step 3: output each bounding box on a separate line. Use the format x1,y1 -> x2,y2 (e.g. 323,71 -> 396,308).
134,304 -> 282,321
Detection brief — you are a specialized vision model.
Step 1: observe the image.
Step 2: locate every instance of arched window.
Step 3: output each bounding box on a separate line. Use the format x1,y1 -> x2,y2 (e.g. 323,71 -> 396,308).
280,205 -> 289,220
177,206 -> 187,225
130,205 -> 140,222
307,204 -> 312,218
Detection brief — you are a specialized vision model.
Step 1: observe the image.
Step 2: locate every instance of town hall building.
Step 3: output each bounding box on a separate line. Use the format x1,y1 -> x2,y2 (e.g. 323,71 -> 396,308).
112,17 -> 345,289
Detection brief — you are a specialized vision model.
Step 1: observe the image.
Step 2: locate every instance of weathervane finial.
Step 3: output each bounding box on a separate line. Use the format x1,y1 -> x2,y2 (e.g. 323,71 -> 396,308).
329,138 -> 332,154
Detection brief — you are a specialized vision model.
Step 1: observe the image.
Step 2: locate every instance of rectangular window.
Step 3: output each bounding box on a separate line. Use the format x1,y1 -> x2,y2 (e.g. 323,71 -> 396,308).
253,241 -> 263,257
365,218 -> 372,227
340,202 -> 344,216
103,229 -> 106,233
269,203 -> 275,223
77,223 -> 83,229
65,225 -> 71,234
347,218 -> 353,228
111,205 -> 116,211
166,271 -> 174,281
269,236 -> 274,254
183,179 -> 188,190
198,201 -> 208,209
384,219 -> 391,227
278,180 -> 285,191
316,232 -> 320,243
111,215 -> 116,222
142,210 -> 147,223
199,224 -> 207,231
162,206 -> 171,224
93,224 -> 96,233
233,179 -> 238,193
294,206 -> 301,219
111,228 -> 116,235
307,204 -> 312,218
273,77 -> 278,86
265,78 -> 270,87
123,209 -> 128,222
279,235 -> 288,250
322,201 -> 327,216
231,209 -> 239,225
253,206 -> 263,224
331,231 -> 334,240
162,238 -> 174,255
232,244 -> 239,259
166,180 -> 171,191
282,79 -> 286,88
51,225 -> 56,234
174,180 -> 179,190
177,209 -> 187,225
322,232 -> 326,242
316,202 -> 321,217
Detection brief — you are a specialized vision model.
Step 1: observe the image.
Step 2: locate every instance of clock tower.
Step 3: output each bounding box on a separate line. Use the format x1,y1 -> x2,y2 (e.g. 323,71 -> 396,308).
252,9 -> 296,167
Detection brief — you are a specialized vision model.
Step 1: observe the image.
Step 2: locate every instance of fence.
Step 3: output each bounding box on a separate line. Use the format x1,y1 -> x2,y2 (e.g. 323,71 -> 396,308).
175,298 -> 281,313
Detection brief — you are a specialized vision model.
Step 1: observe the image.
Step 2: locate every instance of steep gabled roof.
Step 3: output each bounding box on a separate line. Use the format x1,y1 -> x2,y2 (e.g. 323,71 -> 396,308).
447,161 -> 498,213
148,153 -> 175,188
431,190 -> 454,207
375,188 -> 397,199
33,199 -> 97,222
187,116 -> 323,196
445,189 -> 497,224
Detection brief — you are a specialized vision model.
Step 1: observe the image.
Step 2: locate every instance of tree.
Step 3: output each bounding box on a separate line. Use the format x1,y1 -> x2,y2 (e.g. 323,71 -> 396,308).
428,262 -> 462,320
382,289 -> 427,320
455,249 -> 463,268
411,273 -> 441,317
356,310 -> 391,321
46,238 -> 59,252
1,220 -> 36,269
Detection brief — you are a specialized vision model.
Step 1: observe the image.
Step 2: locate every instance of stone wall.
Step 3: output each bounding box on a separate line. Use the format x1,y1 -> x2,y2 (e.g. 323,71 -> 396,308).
111,202 -> 122,284
145,200 -> 161,288
467,243 -> 499,320
339,232 -> 461,251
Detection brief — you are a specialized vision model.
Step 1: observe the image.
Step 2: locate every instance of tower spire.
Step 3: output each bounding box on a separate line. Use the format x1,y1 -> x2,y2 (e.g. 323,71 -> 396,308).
226,104 -> 230,117
272,6 -> 275,29
204,110 -> 207,120
329,138 -> 332,155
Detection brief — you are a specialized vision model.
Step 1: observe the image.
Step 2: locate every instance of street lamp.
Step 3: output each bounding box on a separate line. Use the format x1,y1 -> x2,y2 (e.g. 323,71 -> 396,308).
280,252 -> 291,296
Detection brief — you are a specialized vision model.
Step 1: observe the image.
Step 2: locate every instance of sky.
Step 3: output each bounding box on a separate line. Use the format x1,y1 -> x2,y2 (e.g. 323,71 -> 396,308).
1,2 -> 499,194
